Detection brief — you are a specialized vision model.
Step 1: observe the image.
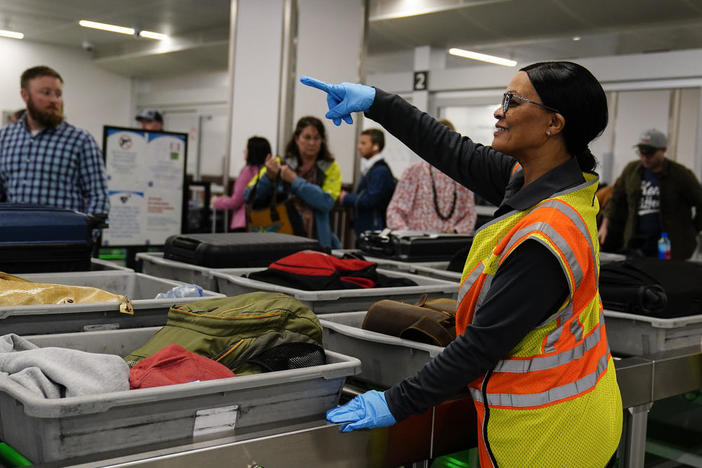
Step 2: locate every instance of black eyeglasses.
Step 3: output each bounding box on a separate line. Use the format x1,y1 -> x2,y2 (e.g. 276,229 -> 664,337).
501,92 -> 560,115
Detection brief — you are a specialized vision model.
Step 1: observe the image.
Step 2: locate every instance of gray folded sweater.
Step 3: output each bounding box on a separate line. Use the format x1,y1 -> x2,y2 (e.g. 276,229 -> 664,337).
0,334 -> 129,399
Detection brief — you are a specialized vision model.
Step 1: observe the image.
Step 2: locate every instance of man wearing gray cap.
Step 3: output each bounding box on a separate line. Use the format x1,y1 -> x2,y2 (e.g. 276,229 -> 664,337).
598,128 -> 702,259
135,109 -> 164,131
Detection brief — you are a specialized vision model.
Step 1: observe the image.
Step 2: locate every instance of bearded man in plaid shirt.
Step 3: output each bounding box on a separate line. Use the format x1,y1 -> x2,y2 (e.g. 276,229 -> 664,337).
0,66 -> 109,218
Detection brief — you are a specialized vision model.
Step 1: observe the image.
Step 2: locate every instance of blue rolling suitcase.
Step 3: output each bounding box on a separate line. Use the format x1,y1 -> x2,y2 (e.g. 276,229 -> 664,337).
0,204 -> 98,273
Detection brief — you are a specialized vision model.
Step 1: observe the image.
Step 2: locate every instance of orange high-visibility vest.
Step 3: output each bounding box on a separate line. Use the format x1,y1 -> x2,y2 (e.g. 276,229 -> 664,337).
456,170 -> 622,468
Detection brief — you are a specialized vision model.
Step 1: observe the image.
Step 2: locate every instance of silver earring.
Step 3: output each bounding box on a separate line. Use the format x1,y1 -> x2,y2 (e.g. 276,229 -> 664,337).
546,130 -> 552,136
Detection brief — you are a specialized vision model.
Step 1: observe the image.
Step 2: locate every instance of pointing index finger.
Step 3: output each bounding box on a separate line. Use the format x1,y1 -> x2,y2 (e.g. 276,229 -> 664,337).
300,76 -> 332,93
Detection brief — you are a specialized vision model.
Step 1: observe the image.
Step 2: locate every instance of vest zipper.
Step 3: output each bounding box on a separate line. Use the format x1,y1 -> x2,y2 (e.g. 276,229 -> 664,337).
481,369 -> 499,468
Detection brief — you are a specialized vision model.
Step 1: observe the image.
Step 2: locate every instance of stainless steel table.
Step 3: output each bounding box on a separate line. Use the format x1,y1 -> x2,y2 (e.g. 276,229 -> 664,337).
615,345 -> 702,468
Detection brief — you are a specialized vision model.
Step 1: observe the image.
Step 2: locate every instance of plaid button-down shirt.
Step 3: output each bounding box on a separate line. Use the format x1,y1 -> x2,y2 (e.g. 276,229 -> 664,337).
0,117 -> 109,215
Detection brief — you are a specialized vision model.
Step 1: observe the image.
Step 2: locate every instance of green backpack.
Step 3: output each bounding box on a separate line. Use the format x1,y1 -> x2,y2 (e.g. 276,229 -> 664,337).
125,292 -> 325,375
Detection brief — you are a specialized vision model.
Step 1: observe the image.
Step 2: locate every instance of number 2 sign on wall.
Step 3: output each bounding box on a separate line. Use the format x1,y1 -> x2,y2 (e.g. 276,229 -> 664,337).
413,71 -> 429,91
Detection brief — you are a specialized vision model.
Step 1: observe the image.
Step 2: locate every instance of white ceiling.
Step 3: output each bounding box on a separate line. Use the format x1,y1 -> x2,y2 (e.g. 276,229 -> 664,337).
367,0 -> 702,72
0,0 -> 230,77
2,0 -> 702,77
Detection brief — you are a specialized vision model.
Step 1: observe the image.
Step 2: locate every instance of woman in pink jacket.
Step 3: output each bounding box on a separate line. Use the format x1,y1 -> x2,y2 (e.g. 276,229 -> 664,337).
211,136 -> 271,231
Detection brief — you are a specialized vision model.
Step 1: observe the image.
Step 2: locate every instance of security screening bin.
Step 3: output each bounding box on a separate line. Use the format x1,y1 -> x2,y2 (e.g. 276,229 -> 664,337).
210,268 -> 458,315
0,327 -> 361,464
137,251 -> 219,292
604,309 -> 702,356
89,258 -> 133,271
369,260 -> 461,283
599,252 -> 626,264
333,249 -> 461,283
0,270 -> 222,335
319,311 -> 444,387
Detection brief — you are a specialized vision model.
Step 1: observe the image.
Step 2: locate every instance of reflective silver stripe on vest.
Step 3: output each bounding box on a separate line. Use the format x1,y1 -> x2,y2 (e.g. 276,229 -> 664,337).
492,324 -> 602,373
476,274 -> 494,309
457,262 -> 485,305
538,199 -> 598,284
473,352 -> 610,407
544,305 -> 602,353
503,222 -> 583,289
469,386 -> 483,403
570,314 -> 584,342
542,303 -> 572,352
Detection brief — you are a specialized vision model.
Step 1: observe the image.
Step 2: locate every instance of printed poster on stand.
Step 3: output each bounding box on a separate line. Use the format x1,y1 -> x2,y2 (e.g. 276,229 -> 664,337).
101,126 -> 188,247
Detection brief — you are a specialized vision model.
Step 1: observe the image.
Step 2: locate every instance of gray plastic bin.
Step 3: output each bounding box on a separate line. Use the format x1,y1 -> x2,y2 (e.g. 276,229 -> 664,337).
320,311 -> 443,387
137,251 -> 219,292
370,260 -> 461,282
0,271 -> 222,335
211,268 -> 458,314
0,327 -> 360,464
604,310 -> 702,356
333,248 -> 451,269
600,252 -> 626,264
90,258 -> 133,271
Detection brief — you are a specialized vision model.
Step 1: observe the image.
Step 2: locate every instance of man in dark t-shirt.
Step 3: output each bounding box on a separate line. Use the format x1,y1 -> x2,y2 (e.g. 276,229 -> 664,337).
635,167 -> 661,255
599,128 -> 702,259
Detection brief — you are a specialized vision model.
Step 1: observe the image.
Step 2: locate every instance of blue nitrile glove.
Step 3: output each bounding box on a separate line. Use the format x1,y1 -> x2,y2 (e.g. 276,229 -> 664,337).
300,76 -> 376,126
326,390 -> 396,433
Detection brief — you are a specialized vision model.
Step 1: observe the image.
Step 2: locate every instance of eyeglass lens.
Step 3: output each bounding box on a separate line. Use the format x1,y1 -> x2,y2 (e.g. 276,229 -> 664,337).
502,93 -> 512,113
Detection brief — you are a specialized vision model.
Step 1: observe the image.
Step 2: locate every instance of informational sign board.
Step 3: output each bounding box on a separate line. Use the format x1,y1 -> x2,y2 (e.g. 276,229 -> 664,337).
101,126 -> 188,247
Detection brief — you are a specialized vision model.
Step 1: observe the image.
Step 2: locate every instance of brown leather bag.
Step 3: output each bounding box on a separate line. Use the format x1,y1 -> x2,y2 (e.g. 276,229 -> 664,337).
361,295 -> 457,346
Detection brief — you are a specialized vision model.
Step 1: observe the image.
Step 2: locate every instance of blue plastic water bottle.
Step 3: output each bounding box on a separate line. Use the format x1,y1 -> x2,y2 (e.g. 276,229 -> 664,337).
657,232 -> 671,260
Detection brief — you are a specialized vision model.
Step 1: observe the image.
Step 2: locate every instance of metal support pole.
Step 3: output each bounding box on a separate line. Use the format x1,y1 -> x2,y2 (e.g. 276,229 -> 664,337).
224,0 -> 238,181
276,0 -> 298,156
620,403 -> 653,468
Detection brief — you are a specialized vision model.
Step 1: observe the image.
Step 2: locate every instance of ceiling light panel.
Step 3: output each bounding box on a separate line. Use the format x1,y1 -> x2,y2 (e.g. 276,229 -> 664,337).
0,29 -> 24,40
448,48 -> 517,67
139,30 -> 168,40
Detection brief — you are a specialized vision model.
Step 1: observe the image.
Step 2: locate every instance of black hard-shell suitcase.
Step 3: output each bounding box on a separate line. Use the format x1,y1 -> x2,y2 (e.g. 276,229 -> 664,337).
163,232 -> 324,268
599,258 -> 702,319
0,204 -> 96,273
357,230 -> 474,262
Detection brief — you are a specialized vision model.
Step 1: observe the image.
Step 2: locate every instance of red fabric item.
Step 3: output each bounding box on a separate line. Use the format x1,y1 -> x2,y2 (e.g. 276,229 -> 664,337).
129,344 -> 235,389
339,276 -> 375,288
270,250 -> 376,278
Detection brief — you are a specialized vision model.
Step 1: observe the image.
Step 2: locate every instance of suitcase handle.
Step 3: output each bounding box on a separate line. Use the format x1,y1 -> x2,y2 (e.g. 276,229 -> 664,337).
170,236 -> 200,249
85,213 -> 108,230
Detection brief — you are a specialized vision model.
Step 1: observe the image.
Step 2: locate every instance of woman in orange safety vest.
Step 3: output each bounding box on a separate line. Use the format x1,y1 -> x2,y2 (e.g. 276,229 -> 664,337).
304,61 -> 622,468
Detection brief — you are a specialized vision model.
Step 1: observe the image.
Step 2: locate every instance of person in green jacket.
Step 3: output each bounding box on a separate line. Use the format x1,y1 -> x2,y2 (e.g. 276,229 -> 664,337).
598,128 -> 702,259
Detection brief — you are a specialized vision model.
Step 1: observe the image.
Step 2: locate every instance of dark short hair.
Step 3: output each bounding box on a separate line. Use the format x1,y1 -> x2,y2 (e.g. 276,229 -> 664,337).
285,116 -> 334,162
246,136 -> 271,166
361,128 -> 385,152
520,61 -> 608,173
21,66 -> 63,90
